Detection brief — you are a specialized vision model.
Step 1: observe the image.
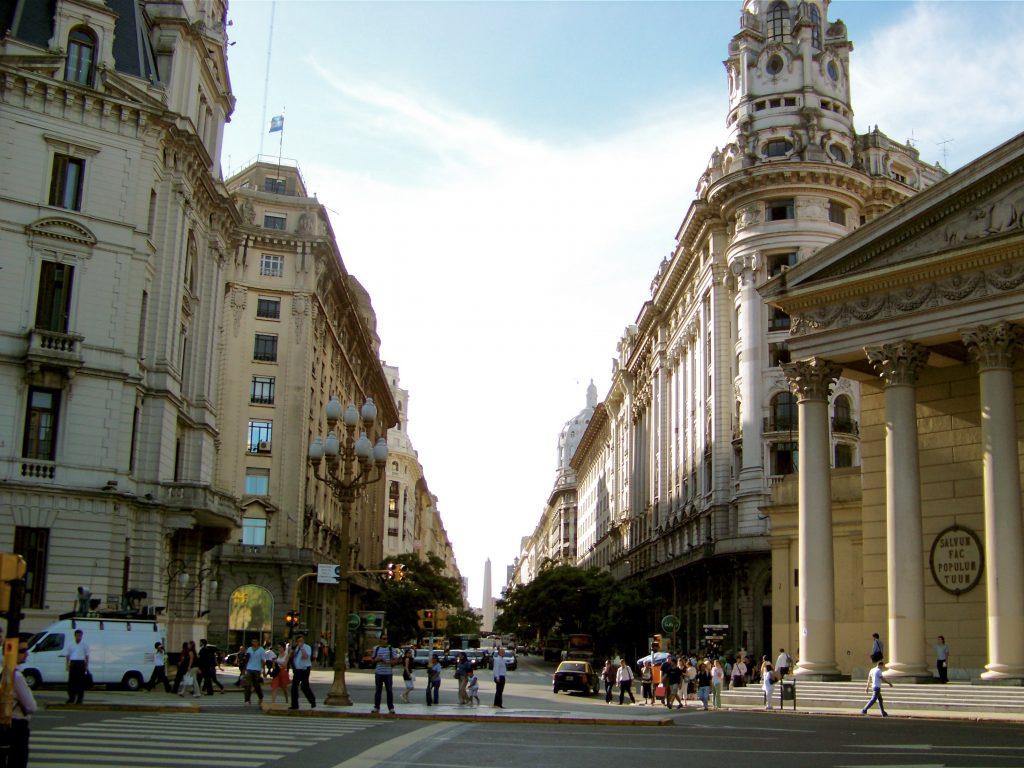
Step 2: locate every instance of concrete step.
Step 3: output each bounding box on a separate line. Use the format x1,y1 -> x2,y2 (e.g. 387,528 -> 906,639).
720,680 -> 1024,713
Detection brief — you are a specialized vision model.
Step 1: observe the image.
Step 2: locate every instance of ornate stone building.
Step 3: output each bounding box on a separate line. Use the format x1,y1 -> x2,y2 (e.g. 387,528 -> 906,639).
216,158 -> 399,649
763,130 -> 1024,682
0,0 -> 238,646
569,0 -> 944,657
381,363 -> 460,584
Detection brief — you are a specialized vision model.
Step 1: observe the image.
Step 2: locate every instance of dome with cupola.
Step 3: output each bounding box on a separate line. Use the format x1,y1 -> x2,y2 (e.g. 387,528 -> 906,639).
556,380 -> 598,470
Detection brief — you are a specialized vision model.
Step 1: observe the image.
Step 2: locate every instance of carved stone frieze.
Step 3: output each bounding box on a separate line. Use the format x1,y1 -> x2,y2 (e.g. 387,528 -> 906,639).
292,294 -> 310,335
781,358 -> 842,401
864,341 -> 929,387
790,260 -> 1024,335
961,322 -> 1024,371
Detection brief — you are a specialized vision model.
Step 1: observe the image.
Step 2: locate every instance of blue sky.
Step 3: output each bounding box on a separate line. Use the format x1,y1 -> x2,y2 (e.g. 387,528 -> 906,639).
220,1 -> 1024,609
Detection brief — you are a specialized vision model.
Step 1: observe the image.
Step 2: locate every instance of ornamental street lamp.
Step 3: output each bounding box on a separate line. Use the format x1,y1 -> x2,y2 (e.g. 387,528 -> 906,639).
308,395 -> 388,706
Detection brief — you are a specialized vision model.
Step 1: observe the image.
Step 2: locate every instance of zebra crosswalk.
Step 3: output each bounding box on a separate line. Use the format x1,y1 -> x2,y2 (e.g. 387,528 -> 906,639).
30,712 -> 381,767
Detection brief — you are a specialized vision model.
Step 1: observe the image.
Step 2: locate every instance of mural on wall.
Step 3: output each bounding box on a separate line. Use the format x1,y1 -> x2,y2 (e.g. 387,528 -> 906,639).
229,585 -> 274,639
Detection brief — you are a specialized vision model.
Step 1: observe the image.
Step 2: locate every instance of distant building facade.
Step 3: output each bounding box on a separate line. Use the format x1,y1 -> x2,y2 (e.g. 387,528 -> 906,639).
216,158 -> 399,650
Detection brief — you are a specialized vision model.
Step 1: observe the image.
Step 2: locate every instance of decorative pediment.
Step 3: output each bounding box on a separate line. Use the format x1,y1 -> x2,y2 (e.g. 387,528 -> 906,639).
99,70 -> 167,112
26,217 -> 97,247
239,497 -> 279,516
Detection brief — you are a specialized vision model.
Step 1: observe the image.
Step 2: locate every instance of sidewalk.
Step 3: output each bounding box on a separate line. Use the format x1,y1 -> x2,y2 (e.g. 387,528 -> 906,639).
38,672 -> 1024,725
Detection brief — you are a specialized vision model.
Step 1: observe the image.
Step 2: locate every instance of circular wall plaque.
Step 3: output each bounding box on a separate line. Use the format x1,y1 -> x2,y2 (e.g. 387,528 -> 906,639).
929,525 -> 984,595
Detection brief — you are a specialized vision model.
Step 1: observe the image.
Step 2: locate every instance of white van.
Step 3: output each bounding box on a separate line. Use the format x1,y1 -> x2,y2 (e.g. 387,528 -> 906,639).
20,616 -> 164,691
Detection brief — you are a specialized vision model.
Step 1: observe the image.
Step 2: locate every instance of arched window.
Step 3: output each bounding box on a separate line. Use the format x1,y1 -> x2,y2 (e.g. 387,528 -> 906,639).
66,27 -> 97,86
767,2 -> 790,42
771,392 -> 798,431
832,394 -> 856,433
810,5 -> 821,48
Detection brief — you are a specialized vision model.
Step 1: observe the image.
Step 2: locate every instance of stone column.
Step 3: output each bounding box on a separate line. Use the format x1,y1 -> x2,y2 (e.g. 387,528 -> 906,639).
730,252 -> 764,484
865,341 -> 931,680
783,357 -> 843,679
962,322 -> 1024,682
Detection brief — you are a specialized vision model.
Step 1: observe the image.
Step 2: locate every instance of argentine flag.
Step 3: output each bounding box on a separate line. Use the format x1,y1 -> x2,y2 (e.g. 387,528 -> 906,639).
269,115 -> 284,133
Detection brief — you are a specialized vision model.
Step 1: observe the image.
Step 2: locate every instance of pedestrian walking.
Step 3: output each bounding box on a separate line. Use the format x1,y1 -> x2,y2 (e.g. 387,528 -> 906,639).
935,635 -> 949,683
601,660 -> 615,703
697,661 -> 712,710
664,657 -> 684,709
65,629 -> 90,704
400,648 -> 415,703
492,647 -> 508,708
242,637 -> 266,705
640,660 -> 654,705
198,639 -> 223,694
270,642 -> 291,705
426,653 -> 442,705
711,659 -> 724,709
289,632 -> 316,709
179,641 -> 201,698
455,652 -> 472,705
467,670 -> 480,705
145,642 -> 171,692
370,635 -> 400,714
616,658 -> 636,704
762,662 -> 776,710
870,632 -> 884,663
861,660 -> 892,716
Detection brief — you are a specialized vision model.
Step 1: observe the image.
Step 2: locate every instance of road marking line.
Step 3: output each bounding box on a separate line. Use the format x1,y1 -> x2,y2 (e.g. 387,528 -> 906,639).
329,722 -> 466,768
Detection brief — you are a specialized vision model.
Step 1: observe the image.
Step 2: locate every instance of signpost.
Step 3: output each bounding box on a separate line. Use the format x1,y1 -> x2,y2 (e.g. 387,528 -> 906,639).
317,564 -> 341,585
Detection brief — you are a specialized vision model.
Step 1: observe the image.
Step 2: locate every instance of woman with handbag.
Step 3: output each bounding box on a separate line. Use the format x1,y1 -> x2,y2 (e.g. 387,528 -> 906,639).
178,641 -> 200,698
270,641 -> 291,705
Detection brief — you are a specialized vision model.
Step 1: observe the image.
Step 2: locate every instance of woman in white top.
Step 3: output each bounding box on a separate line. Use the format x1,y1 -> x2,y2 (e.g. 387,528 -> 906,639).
616,658 -> 635,704
710,659 -> 724,709
269,642 -> 291,705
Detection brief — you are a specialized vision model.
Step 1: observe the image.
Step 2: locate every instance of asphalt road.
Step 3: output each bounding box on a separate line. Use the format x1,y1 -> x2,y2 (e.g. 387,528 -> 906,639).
25,655 -> 1024,767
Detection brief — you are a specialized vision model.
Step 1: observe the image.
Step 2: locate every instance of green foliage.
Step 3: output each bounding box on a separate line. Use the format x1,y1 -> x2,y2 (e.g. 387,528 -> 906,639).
443,608 -> 482,637
494,564 -> 653,657
376,552 -> 463,644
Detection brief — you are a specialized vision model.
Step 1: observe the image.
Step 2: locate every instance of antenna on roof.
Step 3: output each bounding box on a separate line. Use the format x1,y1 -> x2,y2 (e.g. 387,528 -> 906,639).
936,137 -> 954,168
258,1 -> 277,157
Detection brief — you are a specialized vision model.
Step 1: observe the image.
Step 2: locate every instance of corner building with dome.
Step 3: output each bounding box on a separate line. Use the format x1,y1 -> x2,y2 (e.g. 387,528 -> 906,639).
568,0 -> 944,665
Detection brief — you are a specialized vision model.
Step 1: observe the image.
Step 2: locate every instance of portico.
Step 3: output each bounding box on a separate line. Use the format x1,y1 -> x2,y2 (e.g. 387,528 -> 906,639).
763,131 -> 1024,682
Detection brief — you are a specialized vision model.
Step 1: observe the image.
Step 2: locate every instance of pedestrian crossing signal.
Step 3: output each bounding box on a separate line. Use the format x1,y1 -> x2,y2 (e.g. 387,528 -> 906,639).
285,610 -> 300,628
418,609 -> 434,630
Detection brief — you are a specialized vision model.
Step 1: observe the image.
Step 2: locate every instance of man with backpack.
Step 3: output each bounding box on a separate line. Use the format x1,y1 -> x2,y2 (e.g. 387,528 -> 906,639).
370,635 -> 400,714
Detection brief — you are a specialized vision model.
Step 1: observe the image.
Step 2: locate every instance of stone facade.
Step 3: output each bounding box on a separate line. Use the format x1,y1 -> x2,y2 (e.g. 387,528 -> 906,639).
763,131 -> 1024,682
215,159 -> 400,651
0,0 -> 237,647
548,0 -> 945,658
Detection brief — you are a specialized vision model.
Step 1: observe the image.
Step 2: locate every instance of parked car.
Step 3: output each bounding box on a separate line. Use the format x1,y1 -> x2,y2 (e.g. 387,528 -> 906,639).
552,660 -> 599,695
412,648 -> 434,669
502,650 -> 518,671
464,649 -> 487,669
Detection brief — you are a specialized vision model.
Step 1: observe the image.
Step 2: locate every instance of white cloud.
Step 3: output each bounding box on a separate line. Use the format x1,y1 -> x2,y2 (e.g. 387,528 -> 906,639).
852,2 -> 1024,168
296,64 -> 724,599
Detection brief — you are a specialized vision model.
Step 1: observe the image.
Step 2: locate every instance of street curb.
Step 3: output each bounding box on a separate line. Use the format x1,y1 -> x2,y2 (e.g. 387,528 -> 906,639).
45,702 -> 201,713
265,709 -> 674,726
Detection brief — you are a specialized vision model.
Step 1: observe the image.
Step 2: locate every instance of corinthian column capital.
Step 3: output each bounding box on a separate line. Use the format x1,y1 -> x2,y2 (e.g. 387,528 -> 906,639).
961,322 -> 1024,372
782,358 -> 842,402
864,341 -> 929,387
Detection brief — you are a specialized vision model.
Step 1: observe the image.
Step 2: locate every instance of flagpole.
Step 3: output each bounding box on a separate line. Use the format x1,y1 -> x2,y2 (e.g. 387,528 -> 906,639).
276,110 -> 285,190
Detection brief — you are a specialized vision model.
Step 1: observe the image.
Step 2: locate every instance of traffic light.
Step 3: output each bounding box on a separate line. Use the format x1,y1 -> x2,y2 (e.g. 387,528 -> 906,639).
418,609 -> 434,631
651,634 -> 662,652
434,609 -> 447,631
285,610 -> 300,628
386,563 -> 407,582
0,553 -> 27,617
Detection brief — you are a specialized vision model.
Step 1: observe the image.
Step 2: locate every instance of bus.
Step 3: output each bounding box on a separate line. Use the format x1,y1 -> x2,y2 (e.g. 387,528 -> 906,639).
565,634 -> 595,662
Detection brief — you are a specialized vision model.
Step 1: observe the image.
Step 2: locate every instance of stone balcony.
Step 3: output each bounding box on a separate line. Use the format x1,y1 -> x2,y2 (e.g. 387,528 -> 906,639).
25,327 -> 84,374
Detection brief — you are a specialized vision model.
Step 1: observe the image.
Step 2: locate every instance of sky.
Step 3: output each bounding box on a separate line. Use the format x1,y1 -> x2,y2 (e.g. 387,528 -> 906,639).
219,0 -> 1024,610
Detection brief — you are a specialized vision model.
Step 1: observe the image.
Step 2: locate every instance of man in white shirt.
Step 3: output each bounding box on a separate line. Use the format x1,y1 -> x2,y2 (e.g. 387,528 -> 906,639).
861,660 -> 892,716
65,629 -> 90,704
775,648 -> 791,677
289,632 -> 316,710
491,647 -> 508,708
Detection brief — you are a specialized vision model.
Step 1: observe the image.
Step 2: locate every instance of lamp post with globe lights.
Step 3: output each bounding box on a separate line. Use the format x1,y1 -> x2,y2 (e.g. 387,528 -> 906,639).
308,395 -> 389,706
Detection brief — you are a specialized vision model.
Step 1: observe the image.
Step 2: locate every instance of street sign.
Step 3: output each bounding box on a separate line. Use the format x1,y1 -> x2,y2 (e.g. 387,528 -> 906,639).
347,612 -> 361,630
661,614 -> 680,633
317,564 -> 341,584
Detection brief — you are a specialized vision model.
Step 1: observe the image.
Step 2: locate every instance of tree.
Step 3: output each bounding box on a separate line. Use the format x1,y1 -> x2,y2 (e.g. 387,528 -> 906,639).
376,552 -> 462,644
